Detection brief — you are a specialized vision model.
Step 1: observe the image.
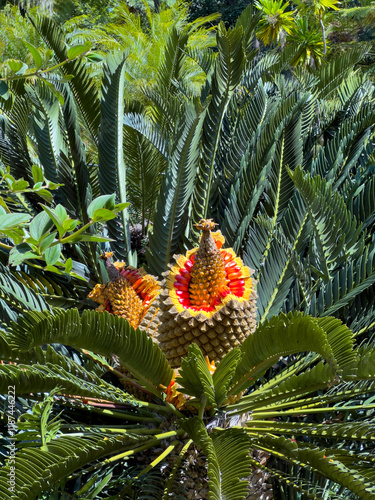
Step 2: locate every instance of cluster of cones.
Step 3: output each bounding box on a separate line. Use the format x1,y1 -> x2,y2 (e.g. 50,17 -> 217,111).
88,220 -> 257,406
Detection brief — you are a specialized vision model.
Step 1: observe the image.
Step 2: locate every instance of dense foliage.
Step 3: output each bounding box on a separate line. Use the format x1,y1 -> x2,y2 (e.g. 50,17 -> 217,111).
0,1 -> 374,499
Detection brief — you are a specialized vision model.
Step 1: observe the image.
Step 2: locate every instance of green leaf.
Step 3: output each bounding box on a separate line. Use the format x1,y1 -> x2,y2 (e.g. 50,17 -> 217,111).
0,213 -> 31,230
60,74 -> 74,83
39,232 -> 57,253
67,44 -> 90,60
177,343 -> 216,409
114,202 -> 130,212
62,219 -> 79,232
87,194 -> 116,218
24,41 -> 43,70
211,428 -> 252,500
229,312 -> 354,396
7,59 -> 24,73
0,80 -> 9,99
32,165 -> 44,184
45,244 -> 61,266
8,243 -> 40,267
92,208 -> 117,223
13,179 -> 29,191
41,205 -> 65,237
86,53 -> 104,63
37,189 -> 53,203
98,54 -> 133,263
65,258 -> 73,273
29,212 -> 54,241
7,309 -> 173,389
55,205 -> 68,223
44,265 -> 64,274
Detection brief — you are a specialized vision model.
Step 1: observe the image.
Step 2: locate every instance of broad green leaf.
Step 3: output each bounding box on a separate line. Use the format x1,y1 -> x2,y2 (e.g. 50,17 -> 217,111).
92,208 -> 117,223
65,258 -> 73,273
86,53 -> 104,63
7,59 -> 24,73
9,243 -> 40,266
13,179 -> 29,191
40,232 -> 57,253
24,41 -> 43,70
67,44 -> 90,60
87,194 -> 116,218
55,205 -> 67,223
45,244 -> 61,266
62,219 -> 79,232
29,212 -> 53,241
37,189 -> 53,203
44,265 -> 64,274
32,165 -> 44,184
41,205 -> 64,236
0,213 -> 31,230
60,74 -> 74,83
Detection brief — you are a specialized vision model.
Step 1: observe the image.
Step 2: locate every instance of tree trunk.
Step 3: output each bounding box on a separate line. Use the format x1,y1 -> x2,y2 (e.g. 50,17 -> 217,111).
319,14 -> 327,54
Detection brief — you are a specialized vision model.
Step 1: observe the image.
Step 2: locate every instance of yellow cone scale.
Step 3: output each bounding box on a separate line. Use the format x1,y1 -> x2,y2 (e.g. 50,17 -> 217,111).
88,253 -> 160,331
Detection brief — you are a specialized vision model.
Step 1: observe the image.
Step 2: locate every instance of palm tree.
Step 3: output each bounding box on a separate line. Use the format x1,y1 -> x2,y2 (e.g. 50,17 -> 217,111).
254,0 -> 295,47
294,0 -> 340,54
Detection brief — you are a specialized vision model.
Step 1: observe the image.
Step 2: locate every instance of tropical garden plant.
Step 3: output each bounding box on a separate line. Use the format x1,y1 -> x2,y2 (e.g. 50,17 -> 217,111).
0,2 -> 375,499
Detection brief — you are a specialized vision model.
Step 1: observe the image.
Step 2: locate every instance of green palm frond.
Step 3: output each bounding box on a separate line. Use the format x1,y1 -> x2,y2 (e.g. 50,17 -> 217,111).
0,361 -> 134,406
26,81 -> 63,190
30,15 -> 101,144
0,263 -> 51,319
180,418 -> 252,500
6,309 -> 173,390
249,435 -> 375,499
191,21 -> 245,233
221,90 -> 309,252
98,52 -> 132,263
290,167 -> 364,280
229,312 -> 355,395
309,241 -> 375,317
146,100 -> 204,275
0,432 -> 143,500
0,96 -> 34,190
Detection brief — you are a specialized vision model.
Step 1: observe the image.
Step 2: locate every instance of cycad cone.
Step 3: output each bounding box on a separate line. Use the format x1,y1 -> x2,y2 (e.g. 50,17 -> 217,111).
88,253 -> 160,333
157,220 -> 257,368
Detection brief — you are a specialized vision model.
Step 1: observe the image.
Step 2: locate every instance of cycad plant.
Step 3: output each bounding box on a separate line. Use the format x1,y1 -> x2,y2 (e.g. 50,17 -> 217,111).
0,4 -> 375,499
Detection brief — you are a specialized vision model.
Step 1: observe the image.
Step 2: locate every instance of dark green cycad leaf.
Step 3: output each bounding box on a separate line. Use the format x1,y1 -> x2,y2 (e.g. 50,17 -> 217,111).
124,108 -> 167,234
212,348 -> 241,407
179,417 -> 251,500
191,21 -> 246,234
30,15 -> 101,143
221,89 -> 309,252
290,167 -> 364,280
229,312 -> 355,396
309,240 -> 375,317
146,100 -> 204,275
0,431 -> 142,500
98,52 -> 132,263
247,434 -> 375,500
0,263 -> 51,321
0,96 -> 35,190
6,309 -> 173,389
26,81 -> 64,195
176,343 -> 216,408
315,46 -> 370,100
